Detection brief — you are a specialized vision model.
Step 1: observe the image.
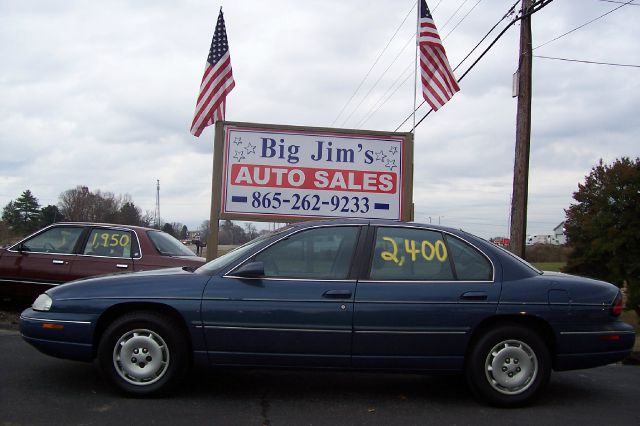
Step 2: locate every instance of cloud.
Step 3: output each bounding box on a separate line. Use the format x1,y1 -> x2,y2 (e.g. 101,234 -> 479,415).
1,0 -> 638,240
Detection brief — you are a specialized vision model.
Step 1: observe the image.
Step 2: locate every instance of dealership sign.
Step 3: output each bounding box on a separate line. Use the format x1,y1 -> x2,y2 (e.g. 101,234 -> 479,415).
210,121 -> 413,223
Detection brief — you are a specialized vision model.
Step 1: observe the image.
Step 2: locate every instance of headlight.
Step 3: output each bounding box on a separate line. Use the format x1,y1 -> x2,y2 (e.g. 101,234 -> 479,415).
32,294 -> 53,311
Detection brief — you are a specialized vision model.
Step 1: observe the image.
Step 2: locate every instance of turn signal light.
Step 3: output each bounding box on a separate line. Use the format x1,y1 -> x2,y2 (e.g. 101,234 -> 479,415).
599,335 -> 621,342
42,323 -> 64,330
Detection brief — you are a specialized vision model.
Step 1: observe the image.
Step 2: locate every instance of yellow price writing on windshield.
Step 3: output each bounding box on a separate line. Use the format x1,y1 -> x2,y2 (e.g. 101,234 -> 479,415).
380,237 -> 447,266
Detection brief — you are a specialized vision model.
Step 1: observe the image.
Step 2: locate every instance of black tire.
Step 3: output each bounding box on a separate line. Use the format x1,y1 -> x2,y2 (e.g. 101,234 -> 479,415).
97,312 -> 189,396
465,325 -> 551,407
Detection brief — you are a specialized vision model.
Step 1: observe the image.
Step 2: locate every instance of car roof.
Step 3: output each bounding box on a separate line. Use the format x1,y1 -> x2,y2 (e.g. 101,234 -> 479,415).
51,222 -> 158,232
288,218 -> 459,232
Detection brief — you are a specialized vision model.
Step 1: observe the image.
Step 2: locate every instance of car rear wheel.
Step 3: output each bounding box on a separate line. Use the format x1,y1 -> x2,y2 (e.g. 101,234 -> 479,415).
97,312 -> 189,396
466,325 -> 550,407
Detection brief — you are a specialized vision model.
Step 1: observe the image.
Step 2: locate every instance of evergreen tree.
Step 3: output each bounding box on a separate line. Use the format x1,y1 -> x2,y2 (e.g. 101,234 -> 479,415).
2,190 -> 41,235
118,202 -> 143,226
162,222 -> 176,237
564,158 -> 640,311
40,205 -> 64,226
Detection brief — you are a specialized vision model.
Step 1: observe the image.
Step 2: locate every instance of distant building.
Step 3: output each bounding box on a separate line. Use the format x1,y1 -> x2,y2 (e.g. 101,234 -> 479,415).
553,221 -> 566,245
526,234 -> 552,245
525,222 -> 566,246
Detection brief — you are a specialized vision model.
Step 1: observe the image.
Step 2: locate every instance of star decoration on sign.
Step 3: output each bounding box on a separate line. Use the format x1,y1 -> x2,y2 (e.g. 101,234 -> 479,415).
233,137 -> 243,146
389,146 -> 398,156
244,142 -> 256,156
375,150 -> 387,162
233,150 -> 246,162
385,159 -> 397,171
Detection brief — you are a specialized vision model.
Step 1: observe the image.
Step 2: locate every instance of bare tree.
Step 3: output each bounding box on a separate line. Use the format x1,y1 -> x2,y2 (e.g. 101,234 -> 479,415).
244,222 -> 259,240
58,186 -> 145,225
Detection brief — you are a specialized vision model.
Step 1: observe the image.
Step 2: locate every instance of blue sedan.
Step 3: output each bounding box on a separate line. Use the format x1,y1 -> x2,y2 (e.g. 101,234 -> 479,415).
20,219 -> 635,406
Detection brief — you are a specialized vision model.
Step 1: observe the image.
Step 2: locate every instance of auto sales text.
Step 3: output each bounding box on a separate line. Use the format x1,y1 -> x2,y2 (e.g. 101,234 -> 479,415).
231,164 -> 396,193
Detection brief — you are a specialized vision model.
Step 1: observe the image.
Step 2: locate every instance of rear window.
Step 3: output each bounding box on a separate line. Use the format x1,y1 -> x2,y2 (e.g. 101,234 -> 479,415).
147,231 -> 197,257
445,235 -> 493,281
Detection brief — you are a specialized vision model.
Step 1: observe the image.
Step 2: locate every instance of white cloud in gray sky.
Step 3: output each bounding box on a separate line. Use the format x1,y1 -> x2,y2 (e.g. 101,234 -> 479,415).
0,0 -> 638,238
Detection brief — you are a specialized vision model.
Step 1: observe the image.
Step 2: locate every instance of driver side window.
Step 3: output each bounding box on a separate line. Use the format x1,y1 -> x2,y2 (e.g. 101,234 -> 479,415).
18,227 -> 83,254
252,226 -> 360,279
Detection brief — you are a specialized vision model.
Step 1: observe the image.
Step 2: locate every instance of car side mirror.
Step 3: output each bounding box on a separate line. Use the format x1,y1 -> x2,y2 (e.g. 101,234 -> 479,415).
232,261 -> 264,278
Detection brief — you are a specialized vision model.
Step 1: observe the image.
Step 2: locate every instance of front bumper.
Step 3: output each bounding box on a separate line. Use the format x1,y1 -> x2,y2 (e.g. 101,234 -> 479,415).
20,308 -> 96,362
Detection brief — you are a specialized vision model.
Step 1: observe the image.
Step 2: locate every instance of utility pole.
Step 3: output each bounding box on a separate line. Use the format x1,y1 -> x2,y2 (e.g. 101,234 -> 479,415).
155,179 -> 161,229
509,0 -> 532,259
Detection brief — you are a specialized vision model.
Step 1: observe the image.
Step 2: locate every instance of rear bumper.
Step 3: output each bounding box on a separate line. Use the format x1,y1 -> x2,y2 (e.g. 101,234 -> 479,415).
553,324 -> 636,371
554,348 -> 633,371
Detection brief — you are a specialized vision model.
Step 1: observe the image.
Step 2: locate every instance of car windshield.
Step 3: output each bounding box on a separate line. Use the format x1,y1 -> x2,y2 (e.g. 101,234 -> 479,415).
196,231 -> 279,275
147,231 -> 198,257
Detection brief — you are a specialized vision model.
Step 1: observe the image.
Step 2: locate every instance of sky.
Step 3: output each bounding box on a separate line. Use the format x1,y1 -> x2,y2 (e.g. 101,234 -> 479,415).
1,0 -> 638,239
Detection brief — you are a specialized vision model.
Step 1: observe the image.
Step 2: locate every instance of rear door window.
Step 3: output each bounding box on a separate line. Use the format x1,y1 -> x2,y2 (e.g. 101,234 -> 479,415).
369,227 -> 454,281
83,229 -> 133,258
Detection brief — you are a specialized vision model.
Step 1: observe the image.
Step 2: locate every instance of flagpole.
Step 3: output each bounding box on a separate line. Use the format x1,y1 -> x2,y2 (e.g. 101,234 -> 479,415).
412,1 -> 420,134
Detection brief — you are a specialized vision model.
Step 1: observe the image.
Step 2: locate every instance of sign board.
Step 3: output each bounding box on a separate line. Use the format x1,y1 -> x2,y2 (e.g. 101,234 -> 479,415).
210,121 -> 413,225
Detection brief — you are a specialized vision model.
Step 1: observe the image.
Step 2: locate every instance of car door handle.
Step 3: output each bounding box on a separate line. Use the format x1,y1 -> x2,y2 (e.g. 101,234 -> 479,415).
116,264 -> 129,269
460,291 -> 488,301
52,259 -> 65,265
323,290 -> 352,299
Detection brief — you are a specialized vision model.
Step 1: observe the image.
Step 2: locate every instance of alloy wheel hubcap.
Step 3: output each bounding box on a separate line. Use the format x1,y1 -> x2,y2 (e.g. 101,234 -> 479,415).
484,339 -> 537,395
112,329 -> 169,386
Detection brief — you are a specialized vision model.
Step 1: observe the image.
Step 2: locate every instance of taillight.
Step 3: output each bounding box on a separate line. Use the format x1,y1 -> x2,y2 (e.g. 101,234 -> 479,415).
610,292 -> 623,317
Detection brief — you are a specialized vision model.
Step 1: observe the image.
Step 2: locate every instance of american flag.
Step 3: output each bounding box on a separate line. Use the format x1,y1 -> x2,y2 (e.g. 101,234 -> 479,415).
418,0 -> 459,111
191,9 -> 235,137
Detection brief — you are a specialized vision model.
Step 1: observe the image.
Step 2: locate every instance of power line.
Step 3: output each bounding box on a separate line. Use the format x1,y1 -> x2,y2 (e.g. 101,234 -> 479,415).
396,0 -> 554,132
443,0 -> 484,40
534,55 -> 640,68
452,0 -> 520,73
340,33 -> 415,127
440,0 -> 471,31
534,0 -> 636,50
596,0 -> 638,5
330,2 -> 416,127
394,0 -> 521,132
357,62 -> 415,128
345,0 -> 484,128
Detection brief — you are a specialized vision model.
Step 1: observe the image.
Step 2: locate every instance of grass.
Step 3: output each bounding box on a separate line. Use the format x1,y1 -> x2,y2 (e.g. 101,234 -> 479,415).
532,262 -> 565,272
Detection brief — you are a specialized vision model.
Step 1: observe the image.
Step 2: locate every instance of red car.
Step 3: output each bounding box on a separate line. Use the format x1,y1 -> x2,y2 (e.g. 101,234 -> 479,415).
0,223 -> 206,303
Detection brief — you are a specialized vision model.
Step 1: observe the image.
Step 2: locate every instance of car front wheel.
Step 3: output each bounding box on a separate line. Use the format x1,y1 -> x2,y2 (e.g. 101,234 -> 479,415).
97,312 -> 189,396
466,325 -> 550,407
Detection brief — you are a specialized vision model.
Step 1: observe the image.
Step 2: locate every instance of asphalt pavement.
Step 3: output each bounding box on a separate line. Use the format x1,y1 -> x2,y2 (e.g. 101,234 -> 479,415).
1,329 -> 639,426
